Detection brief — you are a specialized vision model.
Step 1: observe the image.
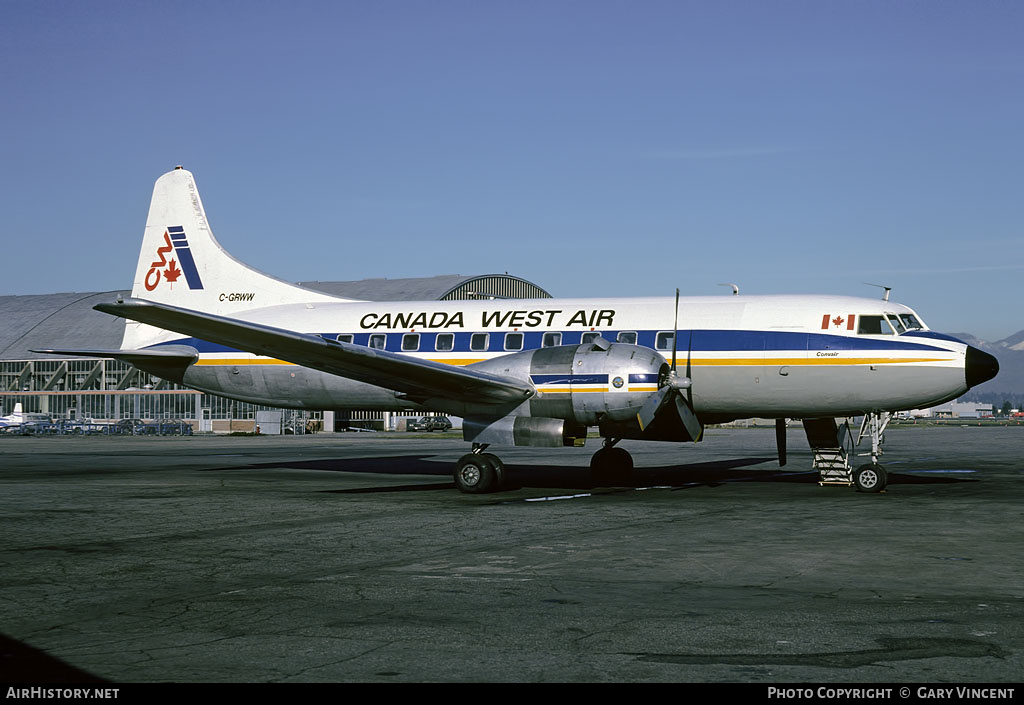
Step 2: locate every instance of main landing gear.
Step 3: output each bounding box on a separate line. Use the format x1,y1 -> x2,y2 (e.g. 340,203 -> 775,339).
453,445 -> 506,494
589,438 -> 634,487
452,439 -> 638,494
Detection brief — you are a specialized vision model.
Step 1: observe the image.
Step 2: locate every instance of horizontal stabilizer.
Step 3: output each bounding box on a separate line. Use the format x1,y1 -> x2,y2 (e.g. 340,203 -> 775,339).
32,346 -> 199,364
94,299 -> 535,405
31,345 -> 200,383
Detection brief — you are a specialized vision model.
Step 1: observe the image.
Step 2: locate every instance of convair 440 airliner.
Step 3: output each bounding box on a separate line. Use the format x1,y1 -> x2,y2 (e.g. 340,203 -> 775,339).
39,167 -> 999,494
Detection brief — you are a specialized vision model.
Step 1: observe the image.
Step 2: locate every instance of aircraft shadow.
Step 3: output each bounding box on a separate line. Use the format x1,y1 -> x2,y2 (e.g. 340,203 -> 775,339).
0,633 -> 108,684
204,454 -> 450,477
204,453 -> 977,494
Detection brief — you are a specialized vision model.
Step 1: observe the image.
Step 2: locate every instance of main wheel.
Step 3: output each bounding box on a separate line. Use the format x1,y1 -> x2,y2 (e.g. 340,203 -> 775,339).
590,446 -> 634,486
454,453 -> 505,494
853,463 -> 887,493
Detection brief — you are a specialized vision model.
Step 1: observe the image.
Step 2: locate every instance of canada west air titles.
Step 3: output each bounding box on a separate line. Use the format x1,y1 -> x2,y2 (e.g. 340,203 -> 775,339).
358,308 -> 616,331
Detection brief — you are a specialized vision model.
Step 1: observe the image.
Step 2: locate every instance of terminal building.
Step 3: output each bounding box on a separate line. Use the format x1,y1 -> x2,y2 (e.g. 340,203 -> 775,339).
0,274 -> 552,433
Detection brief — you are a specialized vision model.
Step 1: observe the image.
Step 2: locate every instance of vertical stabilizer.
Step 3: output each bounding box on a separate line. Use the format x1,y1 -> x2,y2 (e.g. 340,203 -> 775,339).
122,167 -> 351,348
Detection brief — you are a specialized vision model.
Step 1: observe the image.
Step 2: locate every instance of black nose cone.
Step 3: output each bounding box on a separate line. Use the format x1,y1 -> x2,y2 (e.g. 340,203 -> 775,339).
965,346 -> 999,389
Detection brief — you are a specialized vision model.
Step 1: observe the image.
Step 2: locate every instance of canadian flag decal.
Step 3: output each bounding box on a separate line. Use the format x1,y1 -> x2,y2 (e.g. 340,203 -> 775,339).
821,314 -> 856,331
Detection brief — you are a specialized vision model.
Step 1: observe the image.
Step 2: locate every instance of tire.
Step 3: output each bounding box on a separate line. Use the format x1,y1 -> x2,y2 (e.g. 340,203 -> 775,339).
854,463 -> 887,493
454,453 -> 504,494
590,446 -> 634,486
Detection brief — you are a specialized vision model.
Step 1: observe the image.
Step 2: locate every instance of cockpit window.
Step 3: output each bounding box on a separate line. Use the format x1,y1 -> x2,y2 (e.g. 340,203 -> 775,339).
887,314 -> 907,334
857,315 -> 895,335
899,313 -> 924,331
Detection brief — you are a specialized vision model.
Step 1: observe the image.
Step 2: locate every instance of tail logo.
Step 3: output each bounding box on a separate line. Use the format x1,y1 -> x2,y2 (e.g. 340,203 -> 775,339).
143,226 -> 204,291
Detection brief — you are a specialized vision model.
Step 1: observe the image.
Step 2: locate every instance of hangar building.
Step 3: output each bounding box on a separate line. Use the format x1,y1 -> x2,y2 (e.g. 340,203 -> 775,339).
0,274 -> 551,433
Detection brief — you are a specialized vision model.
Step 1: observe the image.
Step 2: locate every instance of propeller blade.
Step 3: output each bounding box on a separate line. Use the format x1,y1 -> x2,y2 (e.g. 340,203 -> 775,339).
776,418 -> 787,466
636,386 -> 670,431
671,288 -> 679,373
637,290 -> 701,438
673,394 -> 703,441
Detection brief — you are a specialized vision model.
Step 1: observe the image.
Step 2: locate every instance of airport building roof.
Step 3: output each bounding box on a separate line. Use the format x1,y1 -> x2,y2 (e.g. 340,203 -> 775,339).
0,290 -> 130,362
298,273 -> 551,302
0,274 -> 552,360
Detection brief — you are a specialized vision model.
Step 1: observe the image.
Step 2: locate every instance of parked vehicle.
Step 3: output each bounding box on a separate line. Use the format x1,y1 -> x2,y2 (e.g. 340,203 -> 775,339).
113,418 -> 147,435
157,419 -> 194,435
406,416 -> 453,432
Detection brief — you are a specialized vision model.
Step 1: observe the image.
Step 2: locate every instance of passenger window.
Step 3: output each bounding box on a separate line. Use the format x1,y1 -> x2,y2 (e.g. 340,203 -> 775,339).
336,334 -> 354,344
857,315 -> 894,335
402,333 -> 420,351
542,332 -> 562,347
581,332 -> 601,344
369,334 -> 387,349
435,333 -> 454,351
504,333 -> 524,351
617,331 -> 637,345
470,333 -> 489,352
655,331 -> 675,350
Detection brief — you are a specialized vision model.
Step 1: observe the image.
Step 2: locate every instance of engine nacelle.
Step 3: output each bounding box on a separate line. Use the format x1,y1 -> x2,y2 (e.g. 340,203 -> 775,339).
470,340 -> 668,427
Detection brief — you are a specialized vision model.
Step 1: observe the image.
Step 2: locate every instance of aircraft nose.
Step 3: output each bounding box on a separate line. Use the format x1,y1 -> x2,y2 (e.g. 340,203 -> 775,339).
965,346 -> 999,389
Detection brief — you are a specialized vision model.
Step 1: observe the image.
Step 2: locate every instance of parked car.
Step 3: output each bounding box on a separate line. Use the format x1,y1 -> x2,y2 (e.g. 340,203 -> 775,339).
430,416 -> 453,432
59,419 -> 106,435
113,418 -> 147,435
407,416 -> 453,432
157,419 -> 194,435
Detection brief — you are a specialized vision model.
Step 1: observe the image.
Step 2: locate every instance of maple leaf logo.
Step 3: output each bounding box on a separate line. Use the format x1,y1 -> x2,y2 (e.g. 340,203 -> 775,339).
832,316 -> 844,327
164,259 -> 183,285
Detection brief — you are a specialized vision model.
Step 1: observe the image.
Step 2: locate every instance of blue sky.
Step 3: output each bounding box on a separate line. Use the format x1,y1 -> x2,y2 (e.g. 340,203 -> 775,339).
1,1 -> 1021,340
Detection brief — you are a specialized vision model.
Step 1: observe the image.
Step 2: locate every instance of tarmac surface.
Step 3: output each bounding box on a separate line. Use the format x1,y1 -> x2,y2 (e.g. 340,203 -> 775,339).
1,426 -> 1021,683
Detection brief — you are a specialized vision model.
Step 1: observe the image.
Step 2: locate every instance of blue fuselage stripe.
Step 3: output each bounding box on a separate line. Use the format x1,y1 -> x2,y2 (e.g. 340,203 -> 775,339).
531,374 -> 608,385
152,329 -> 953,355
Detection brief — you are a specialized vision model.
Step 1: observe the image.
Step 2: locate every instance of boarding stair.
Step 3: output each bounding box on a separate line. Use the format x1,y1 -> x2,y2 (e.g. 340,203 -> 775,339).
802,417 -> 855,485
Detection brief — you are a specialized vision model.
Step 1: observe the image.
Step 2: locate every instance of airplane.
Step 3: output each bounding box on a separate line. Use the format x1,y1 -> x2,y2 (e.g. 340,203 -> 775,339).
37,167 -> 1000,493
0,403 -> 55,433
0,403 -> 25,428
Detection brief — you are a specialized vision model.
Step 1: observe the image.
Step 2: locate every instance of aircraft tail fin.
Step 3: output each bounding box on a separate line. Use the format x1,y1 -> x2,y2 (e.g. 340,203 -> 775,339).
123,167 -> 352,348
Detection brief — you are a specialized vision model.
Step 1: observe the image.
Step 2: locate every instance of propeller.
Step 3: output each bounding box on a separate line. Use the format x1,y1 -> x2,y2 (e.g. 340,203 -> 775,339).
636,289 -> 703,441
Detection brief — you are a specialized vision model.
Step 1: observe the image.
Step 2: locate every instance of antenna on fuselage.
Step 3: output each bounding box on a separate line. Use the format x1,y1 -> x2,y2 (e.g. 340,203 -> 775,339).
864,283 -> 891,302
718,283 -> 739,296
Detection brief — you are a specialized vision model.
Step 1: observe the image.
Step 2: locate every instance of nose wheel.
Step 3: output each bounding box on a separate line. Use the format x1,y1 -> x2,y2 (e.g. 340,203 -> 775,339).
851,412 -> 891,493
853,463 -> 887,493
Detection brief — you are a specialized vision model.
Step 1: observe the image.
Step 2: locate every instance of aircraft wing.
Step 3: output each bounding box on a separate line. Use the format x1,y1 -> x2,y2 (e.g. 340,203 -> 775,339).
93,299 -> 535,405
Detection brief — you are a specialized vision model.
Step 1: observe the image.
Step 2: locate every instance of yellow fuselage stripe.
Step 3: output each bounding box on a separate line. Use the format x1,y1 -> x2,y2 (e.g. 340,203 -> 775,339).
194,356 -> 952,368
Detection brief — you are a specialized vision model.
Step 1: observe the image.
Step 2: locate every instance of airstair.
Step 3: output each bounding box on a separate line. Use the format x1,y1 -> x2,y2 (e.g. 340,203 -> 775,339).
802,413 -> 892,490
802,417 -> 856,485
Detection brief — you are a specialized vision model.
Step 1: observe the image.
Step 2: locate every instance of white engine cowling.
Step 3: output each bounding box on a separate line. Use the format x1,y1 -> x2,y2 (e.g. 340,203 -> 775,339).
464,340 -> 670,446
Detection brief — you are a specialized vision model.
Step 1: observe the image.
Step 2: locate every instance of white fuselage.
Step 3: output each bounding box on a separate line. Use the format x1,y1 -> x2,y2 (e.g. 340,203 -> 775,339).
143,293 -> 972,419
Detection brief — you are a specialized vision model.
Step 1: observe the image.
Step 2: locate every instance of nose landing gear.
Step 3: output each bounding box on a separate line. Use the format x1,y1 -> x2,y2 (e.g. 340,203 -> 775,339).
853,462 -> 888,493
852,411 -> 891,493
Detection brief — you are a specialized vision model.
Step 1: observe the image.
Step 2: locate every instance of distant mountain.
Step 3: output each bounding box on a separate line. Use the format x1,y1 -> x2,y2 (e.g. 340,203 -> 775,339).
993,330 -> 1024,352
952,330 -> 1024,404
